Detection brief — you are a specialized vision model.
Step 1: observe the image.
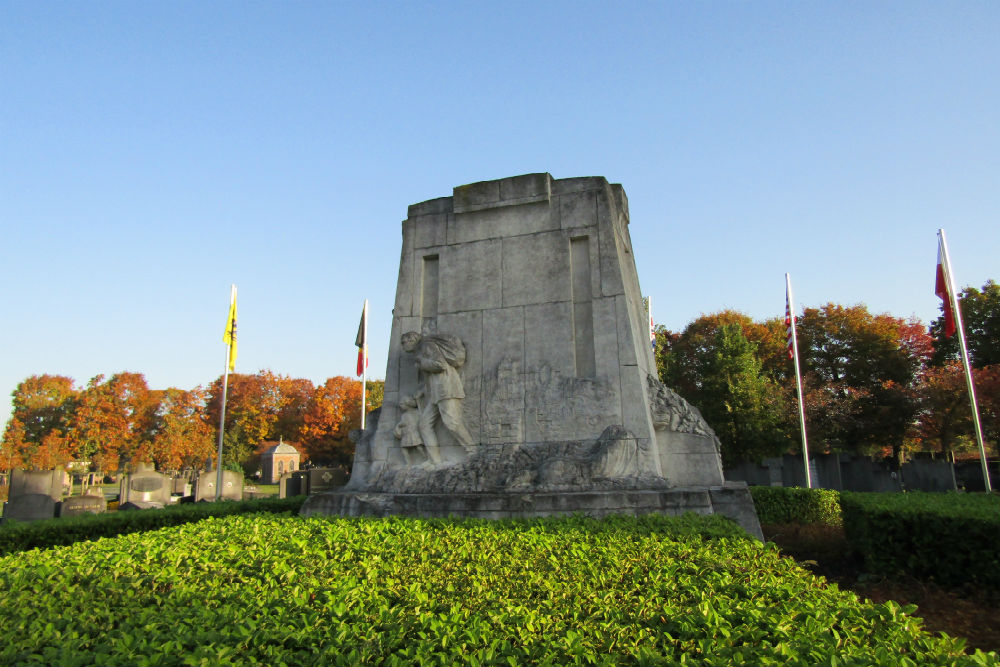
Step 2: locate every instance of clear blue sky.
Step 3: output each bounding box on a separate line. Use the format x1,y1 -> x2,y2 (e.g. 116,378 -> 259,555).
2,2 -> 998,430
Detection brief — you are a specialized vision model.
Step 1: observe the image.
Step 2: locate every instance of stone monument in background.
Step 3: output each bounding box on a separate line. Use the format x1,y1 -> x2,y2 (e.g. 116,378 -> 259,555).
302,173 -> 761,537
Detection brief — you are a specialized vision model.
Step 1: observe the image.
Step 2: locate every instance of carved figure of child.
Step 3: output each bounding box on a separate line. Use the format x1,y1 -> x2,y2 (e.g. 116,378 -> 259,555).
393,394 -> 438,465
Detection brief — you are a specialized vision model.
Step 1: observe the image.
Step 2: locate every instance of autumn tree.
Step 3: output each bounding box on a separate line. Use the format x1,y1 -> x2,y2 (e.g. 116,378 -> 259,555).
273,377 -> 315,442
147,387 -> 215,470
931,280 -> 1000,368
206,371 -> 285,468
795,305 -> 931,461
297,376 -> 385,467
67,373 -> 155,473
659,311 -> 791,394
1,375 -> 78,471
667,323 -> 789,466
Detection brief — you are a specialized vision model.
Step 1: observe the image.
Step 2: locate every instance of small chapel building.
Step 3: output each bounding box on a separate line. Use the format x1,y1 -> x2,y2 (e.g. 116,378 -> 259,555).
260,439 -> 301,484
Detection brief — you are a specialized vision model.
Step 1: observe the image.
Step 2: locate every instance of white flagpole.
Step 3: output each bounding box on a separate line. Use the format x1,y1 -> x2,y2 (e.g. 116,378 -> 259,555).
215,284 -> 236,501
360,299 -> 368,431
786,274 -> 813,489
938,230 -> 991,492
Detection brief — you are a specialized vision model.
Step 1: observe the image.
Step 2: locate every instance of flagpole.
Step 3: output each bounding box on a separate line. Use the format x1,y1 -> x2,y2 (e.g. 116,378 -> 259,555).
360,299 -> 368,430
215,284 -> 236,501
938,230 -> 991,492
786,273 -> 812,489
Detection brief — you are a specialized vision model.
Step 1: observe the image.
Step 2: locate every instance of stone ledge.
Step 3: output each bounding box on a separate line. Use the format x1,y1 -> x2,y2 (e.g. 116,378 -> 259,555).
300,485 -> 762,540
453,173 -> 551,214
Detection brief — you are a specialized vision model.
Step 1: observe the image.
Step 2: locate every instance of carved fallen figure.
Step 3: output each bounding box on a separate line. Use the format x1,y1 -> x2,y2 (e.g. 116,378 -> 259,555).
302,173 -> 762,539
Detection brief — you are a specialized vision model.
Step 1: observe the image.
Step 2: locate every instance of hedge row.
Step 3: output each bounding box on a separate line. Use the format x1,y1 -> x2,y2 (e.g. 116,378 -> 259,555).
749,486 -> 842,526
840,491 -> 1000,590
0,495 -> 306,556
2,512 -> 995,666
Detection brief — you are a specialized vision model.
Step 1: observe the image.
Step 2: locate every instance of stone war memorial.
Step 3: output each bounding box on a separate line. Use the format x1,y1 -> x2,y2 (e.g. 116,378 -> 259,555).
302,173 -> 762,538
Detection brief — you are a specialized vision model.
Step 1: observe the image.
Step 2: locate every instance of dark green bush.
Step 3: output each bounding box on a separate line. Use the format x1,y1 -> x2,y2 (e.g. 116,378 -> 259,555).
750,485 -> 843,526
1,512 -> 995,666
0,495 -> 306,556
841,491 -> 1000,590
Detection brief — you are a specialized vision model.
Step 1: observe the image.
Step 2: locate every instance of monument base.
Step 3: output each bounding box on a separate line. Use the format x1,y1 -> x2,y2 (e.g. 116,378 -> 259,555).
299,482 -> 763,541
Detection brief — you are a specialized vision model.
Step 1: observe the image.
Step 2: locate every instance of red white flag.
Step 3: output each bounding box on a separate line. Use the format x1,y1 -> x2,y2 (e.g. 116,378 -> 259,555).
355,300 -> 368,376
935,238 -> 957,338
784,285 -> 794,359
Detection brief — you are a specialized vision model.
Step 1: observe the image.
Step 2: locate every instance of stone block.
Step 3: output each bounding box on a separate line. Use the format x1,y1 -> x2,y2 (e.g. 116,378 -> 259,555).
448,201 -> 557,245
559,190 -> 598,230
656,432 -> 724,487
523,301 -> 575,378
408,196 -> 452,218
453,179 -> 501,213
412,214 -> 449,249
438,239 -> 502,313
498,173 -> 551,204
501,231 -> 571,307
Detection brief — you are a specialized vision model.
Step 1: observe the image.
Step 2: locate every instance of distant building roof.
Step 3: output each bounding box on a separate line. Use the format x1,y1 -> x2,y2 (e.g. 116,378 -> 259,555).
264,441 -> 299,456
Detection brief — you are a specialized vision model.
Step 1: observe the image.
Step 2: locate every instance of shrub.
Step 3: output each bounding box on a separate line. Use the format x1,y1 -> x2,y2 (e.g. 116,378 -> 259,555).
841,491 -> 1000,590
0,513 -> 995,666
750,486 -> 843,526
0,495 -> 306,556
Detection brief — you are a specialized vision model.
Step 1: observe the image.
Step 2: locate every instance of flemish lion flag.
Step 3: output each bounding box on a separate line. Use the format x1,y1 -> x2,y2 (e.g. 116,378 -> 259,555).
355,300 -> 368,377
223,286 -> 238,371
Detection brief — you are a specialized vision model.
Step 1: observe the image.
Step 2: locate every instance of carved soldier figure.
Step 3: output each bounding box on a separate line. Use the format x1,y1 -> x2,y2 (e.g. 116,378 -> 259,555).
400,331 -> 476,456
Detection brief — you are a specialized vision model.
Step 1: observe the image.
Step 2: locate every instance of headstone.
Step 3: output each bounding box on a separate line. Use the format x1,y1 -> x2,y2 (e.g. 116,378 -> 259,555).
194,470 -> 244,502
2,469 -> 63,522
171,477 -> 193,496
301,468 -> 347,495
60,494 -> 108,517
279,472 -> 304,498
301,174 -> 760,539
119,465 -> 172,510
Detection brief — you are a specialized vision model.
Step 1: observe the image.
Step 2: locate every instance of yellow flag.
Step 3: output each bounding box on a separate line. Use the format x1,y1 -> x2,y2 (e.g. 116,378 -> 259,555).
223,285 -> 237,371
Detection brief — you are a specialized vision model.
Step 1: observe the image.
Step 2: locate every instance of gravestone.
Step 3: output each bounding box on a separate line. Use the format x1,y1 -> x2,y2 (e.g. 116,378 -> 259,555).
119,464 -> 173,510
301,468 -> 347,495
301,174 -> 761,538
60,494 -> 108,517
278,472 -> 303,498
194,470 -> 244,502
2,469 -> 63,521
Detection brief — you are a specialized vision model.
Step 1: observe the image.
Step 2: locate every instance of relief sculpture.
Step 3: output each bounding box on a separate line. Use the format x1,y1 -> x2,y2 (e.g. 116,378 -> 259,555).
399,332 -> 476,459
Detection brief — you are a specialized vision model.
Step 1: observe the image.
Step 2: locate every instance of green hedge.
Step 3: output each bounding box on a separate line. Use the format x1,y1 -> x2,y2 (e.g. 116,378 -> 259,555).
749,486 -> 843,526
0,495 -> 306,556
1,512 -> 995,666
841,491 -> 1000,590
